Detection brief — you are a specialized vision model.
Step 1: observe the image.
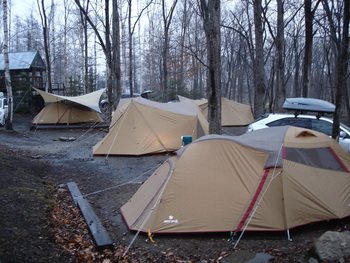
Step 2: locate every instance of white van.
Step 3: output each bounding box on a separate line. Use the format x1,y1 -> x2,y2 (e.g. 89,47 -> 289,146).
0,92 -> 8,126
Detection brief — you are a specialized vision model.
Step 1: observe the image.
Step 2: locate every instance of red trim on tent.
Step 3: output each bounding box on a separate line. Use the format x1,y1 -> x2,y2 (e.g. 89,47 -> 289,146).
282,146 -> 287,159
56,104 -> 70,124
328,147 -> 350,172
236,168 -> 270,232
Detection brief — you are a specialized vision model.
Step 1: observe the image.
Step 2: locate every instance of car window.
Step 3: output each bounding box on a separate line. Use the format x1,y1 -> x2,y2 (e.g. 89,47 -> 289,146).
266,118 -> 290,127
310,119 -> 333,136
288,118 -> 310,128
267,118 -> 310,128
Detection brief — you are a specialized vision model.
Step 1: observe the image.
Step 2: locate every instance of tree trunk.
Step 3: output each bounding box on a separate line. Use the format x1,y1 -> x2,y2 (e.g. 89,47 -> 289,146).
128,0 -> 134,97
37,0 -> 53,92
3,0 -> 13,130
275,0 -> 285,111
112,0 -> 122,108
331,0 -> 349,139
161,0 -> 178,102
199,0 -> 221,134
253,0 -> 265,118
302,0 -> 320,97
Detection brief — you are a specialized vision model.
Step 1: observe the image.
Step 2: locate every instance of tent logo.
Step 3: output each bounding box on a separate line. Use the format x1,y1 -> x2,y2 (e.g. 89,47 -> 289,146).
164,215 -> 179,224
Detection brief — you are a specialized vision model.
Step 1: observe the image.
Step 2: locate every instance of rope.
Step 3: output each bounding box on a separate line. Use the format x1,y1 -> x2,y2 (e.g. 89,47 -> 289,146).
13,87 -> 31,113
122,165 -> 175,257
233,143 -> 284,248
80,162 -> 162,198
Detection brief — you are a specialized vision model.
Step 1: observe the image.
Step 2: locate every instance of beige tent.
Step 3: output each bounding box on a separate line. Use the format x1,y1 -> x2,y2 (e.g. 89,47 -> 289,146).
178,96 -> 254,126
93,97 -> 209,156
32,88 -> 104,125
32,102 -> 103,125
121,126 -> 350,234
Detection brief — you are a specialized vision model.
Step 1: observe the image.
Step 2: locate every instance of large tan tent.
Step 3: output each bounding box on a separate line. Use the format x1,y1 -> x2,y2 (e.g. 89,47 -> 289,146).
178,96 -> 254,126
93,97 -> 209,156
32,88 -> 104,125
32,102 -> 103,125
121,126 -> 350,234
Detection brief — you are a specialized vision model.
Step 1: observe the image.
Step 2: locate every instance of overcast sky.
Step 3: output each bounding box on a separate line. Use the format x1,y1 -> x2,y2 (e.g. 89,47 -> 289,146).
10,0 -> 37,17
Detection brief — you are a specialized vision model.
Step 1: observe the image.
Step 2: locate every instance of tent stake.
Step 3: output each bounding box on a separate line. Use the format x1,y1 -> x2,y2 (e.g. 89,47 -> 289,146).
286,229 -> 292,241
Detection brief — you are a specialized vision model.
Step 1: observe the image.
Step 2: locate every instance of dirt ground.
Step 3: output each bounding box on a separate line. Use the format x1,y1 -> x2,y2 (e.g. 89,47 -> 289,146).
0,114 -> 349,263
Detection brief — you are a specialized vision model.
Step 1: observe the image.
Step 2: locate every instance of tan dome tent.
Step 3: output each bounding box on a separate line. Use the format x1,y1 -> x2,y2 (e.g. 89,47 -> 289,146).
32,88 -> 104,125
121,126 -> 350,235
178,96 -> 254,126
93,97 -> 208,156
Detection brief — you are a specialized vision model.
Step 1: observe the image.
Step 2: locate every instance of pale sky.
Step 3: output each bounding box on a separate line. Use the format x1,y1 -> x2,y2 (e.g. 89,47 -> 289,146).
10,0 -> 38,17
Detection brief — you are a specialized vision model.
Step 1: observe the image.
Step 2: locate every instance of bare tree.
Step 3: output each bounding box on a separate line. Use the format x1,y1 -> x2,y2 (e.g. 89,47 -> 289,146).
77,0 -> 89,94
161,0 -> 178,102
275,0 -> 285,111
37,0 -> 53,92
127,0 -> 153,97
198,0 -> 221,134
112,0 -> 121,107
252,0 -> 266,117
62,0 -> 73,93
74,0 -> 122,119
3,0 -> 13,130
301,0 -> 321,98
322,0 -> 349,138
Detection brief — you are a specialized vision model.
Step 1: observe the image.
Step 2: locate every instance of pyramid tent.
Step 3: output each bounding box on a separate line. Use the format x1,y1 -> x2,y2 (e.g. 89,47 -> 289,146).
32,88 -> 104,125
178,96 -> 254,126
121,126 -> 350,234
93,97 -> 209,156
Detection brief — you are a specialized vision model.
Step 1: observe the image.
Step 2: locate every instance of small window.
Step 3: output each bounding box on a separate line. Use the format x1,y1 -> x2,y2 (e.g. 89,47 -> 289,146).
283,147 -> 348,172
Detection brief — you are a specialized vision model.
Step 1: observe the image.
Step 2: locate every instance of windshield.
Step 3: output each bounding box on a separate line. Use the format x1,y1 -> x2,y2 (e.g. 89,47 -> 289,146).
340,122 -> 350,133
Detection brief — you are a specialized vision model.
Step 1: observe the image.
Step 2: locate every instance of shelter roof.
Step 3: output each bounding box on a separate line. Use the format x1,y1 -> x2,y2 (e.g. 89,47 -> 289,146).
0,51 -> 46,71
34,88 -> 105,113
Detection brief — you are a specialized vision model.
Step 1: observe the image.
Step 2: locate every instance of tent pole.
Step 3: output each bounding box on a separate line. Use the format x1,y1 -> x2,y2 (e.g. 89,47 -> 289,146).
122,166 -> 175,257
286,229 -> 292,241
233,145 -> 284,248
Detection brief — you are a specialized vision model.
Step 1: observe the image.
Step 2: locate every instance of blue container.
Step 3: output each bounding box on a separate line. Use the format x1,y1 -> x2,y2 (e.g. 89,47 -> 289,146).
181,135 -> 192,146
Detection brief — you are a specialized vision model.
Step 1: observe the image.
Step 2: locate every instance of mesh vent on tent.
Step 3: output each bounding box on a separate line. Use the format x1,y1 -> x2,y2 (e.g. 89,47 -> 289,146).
283,147 -> 349,172
295,130 -> 317,137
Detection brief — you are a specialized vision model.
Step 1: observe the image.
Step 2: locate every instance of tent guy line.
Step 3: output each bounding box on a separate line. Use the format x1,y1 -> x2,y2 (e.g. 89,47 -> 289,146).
31,122 -> 105,156
234,169 -> 285,248
76,162 -> 163,198
234,143 -> 285,248
123,159 -> 176,257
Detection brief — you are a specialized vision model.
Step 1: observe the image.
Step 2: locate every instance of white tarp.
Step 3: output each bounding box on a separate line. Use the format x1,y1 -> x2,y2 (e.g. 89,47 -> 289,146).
34,88 -> 105,113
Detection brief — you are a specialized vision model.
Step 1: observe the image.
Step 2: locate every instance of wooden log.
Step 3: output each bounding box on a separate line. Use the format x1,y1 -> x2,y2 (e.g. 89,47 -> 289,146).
67,182 -> 113,249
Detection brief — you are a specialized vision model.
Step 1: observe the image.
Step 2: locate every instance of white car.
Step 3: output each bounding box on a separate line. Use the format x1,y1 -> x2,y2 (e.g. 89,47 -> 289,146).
247,113 -> 350,154
0,93 -> 8,126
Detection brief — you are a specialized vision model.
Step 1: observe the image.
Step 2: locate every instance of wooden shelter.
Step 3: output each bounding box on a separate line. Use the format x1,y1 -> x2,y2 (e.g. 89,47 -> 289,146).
0,51 -> 46,93
0,51 -> 46,111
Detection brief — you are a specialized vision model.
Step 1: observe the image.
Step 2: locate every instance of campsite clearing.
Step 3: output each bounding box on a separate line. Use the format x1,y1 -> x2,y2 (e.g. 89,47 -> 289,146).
0,114 -> 349,262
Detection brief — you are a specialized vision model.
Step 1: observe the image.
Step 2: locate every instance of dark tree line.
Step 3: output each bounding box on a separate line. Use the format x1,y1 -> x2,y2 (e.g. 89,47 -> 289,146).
2,0 -> 349,135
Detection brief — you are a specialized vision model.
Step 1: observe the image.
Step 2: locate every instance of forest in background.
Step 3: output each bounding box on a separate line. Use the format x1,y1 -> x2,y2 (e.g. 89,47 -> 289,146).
1,0 -> 349,121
